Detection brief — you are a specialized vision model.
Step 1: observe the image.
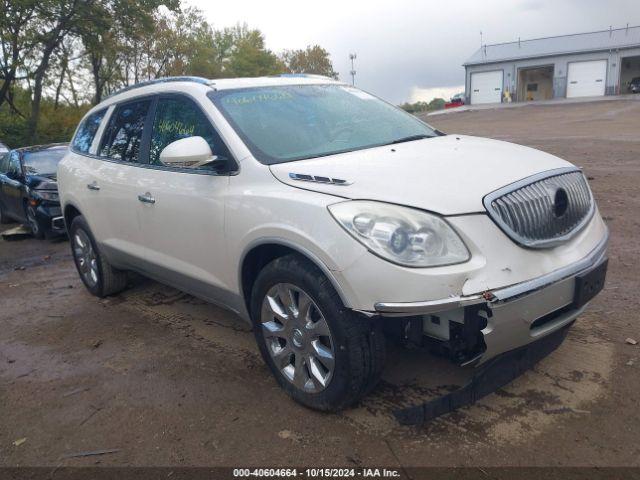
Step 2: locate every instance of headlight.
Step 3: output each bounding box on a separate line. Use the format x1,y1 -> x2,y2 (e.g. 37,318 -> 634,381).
328,201 -> 469,267
33,190 -> 59,202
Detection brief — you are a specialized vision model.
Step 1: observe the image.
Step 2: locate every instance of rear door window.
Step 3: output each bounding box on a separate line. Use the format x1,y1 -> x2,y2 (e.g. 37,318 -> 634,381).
72,109 -> 107,154
99,99 -> 152,163
149,96 -> 230,167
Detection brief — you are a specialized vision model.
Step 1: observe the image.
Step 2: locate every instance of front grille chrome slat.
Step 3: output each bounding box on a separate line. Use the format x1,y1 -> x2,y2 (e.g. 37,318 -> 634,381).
485,168 -> 595,249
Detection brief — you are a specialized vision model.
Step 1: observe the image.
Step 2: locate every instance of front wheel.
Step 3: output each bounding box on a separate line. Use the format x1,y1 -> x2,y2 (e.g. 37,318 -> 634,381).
250,254 -> 385,411
25,203 -> 45,239
69,215 -> 128,297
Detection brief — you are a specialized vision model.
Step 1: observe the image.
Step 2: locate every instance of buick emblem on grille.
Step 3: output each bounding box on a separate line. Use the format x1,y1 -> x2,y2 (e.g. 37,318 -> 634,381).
553,187 -> 569,218
484,168 -> 594,248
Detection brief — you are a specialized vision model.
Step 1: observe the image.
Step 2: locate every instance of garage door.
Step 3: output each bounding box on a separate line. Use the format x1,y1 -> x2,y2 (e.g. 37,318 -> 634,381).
470,70 -> 503,104
566,60 -> 607,98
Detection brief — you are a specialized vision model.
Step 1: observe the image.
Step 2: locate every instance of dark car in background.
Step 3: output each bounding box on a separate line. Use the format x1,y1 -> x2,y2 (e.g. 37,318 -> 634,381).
629,77 -> 640,94
0,143 -> 68,238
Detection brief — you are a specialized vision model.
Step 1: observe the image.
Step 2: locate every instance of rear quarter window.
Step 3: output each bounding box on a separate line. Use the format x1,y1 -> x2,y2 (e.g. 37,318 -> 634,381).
72,109 -> 107,154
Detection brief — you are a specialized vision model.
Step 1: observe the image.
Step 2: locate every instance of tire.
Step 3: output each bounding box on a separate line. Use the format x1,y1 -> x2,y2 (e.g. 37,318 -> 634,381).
69,215 -> 128,297
25,203 -> 45,239
250,254 -> 385,411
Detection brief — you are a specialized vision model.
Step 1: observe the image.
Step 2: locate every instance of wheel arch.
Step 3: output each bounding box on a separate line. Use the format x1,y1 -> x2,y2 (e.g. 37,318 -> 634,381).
63,203 -> 83,231
239,239 -> 353,319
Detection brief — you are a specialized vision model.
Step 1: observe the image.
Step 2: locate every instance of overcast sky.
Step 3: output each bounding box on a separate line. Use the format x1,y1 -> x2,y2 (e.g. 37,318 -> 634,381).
188,0 -> 638,104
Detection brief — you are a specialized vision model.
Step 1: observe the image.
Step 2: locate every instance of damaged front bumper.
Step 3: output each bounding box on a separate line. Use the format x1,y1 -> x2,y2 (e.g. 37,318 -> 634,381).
375,228 -> 609,364
34,202 -> 65,236
394,321 -> 573,425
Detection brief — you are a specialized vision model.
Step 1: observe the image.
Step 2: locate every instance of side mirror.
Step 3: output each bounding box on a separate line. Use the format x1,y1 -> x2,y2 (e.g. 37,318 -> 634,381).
159,136 -> 227,170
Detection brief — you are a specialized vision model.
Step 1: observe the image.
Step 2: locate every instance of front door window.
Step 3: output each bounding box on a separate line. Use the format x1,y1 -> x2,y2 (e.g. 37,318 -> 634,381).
150,97 -> 230,168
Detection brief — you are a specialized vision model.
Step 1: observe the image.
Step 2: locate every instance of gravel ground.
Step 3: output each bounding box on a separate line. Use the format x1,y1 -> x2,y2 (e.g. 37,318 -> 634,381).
0,99 -> 639,468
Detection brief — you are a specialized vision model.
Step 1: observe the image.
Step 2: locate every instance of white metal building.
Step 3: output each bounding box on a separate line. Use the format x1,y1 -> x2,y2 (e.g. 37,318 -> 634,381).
464,25 -> 640,105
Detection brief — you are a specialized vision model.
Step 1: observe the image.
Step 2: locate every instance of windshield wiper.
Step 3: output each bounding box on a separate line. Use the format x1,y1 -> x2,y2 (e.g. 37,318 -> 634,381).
386,134 -> 432,145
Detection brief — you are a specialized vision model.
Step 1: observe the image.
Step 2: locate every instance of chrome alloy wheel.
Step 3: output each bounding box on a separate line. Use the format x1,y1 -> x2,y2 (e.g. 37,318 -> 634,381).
73,229 -> 99,287
260,283 -> 335,393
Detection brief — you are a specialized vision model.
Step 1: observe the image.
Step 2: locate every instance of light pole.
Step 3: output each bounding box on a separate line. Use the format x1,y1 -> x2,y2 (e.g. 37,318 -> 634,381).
349,53 -> 357,86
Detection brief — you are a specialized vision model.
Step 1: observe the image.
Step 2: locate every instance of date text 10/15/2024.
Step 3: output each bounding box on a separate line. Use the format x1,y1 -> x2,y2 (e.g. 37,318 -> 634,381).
232,468 -> 402,478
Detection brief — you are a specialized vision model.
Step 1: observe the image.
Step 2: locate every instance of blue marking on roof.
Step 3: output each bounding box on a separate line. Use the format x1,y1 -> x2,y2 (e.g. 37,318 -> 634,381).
277,73 -> 332,79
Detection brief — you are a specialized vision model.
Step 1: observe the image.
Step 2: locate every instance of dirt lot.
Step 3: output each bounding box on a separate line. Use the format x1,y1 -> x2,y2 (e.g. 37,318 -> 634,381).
1,99 -> 639,468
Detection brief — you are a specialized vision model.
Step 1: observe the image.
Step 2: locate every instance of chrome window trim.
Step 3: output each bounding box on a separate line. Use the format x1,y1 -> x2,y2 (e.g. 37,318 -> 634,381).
483,167 -> 595,249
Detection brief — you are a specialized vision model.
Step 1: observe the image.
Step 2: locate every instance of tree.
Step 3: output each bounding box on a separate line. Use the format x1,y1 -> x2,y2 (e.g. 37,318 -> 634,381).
280,45 -> 337,78
1,1 -> 337,146
183,12 -> 224,78
79,0 -> 179,104
0,0 -> 38,112
25,0 -> 93,141
428,97 -> 446,111
399,98 -> 446,113
224,25 -> 284,77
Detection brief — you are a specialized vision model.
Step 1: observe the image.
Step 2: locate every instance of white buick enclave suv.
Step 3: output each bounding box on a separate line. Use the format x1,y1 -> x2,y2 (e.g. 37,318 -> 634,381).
58,76 -> 608,411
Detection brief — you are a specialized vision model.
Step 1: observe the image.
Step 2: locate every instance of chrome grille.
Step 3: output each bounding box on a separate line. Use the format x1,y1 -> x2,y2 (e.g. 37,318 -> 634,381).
484,169 -> 594,248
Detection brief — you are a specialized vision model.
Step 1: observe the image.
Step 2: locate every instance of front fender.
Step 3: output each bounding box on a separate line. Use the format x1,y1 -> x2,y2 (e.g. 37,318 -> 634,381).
237,232 -> 363,311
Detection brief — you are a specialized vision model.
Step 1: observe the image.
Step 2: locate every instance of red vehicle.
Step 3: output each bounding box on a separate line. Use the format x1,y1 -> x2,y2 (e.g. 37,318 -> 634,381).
445,92 -> 465,109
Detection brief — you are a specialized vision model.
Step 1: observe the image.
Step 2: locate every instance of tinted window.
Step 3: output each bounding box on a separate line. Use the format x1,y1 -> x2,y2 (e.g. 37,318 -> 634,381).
72,109 -> 107,154
23,148 -> 67,175
99,99 -> 151,163
0,152 -> 8,173
209,84 -> 437,164
150,97 -> 229,166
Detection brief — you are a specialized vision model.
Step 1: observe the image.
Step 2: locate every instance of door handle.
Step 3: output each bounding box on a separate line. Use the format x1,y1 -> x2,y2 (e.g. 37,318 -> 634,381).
137,192 -> 155,204
87,182 -> 100,191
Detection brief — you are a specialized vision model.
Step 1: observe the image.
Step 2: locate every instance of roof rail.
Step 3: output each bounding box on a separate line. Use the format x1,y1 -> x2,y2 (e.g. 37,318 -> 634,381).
277,73 -> 334,80
105,76 -> 212,100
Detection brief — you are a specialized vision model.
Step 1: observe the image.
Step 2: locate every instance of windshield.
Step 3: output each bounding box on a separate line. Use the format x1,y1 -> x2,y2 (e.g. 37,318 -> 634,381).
209,84 -> 438,164
22,148 -> 67,175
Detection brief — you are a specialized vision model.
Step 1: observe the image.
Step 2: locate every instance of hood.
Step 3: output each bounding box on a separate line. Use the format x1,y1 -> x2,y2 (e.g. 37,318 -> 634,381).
269,135 -> 573,215
26,173 -> 58,191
